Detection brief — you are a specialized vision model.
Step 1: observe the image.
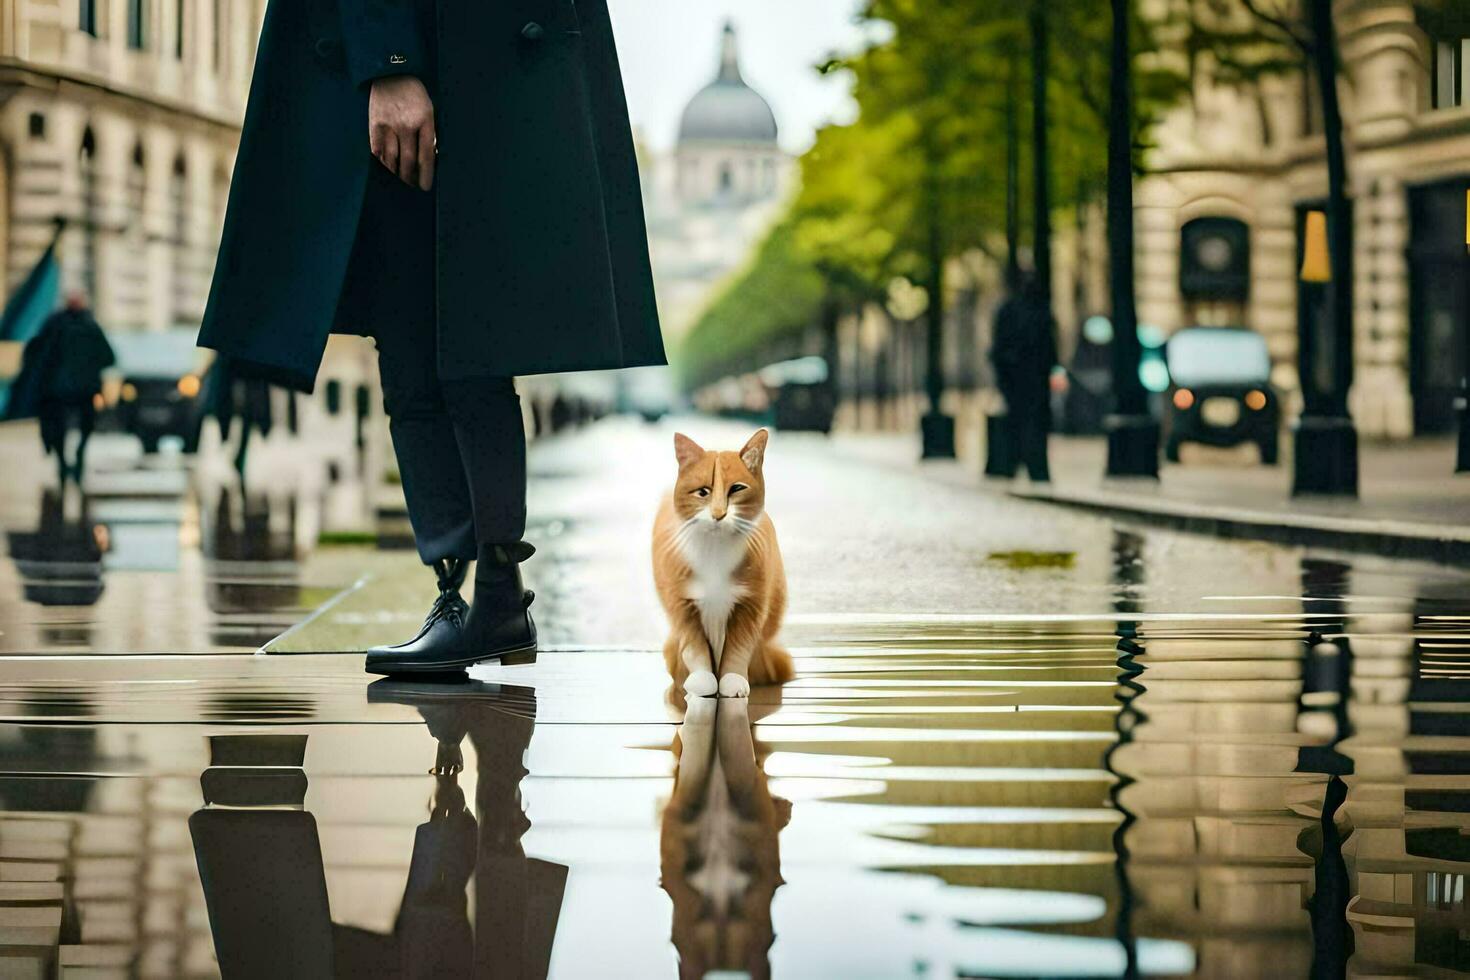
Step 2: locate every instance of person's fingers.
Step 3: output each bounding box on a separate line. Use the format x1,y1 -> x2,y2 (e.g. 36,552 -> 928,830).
379,130 -> 400,176
369,123 -> 385,163
397,128 -> 419,187
417,121 -> 436,192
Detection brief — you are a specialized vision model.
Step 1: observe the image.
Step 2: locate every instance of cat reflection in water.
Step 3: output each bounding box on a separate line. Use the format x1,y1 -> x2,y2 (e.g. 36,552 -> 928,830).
652,429 -> 794,698
661,696 -> 789,979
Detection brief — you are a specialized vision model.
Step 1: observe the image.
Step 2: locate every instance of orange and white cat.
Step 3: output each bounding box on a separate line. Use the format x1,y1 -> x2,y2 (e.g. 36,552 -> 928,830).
653,429 -> 793,698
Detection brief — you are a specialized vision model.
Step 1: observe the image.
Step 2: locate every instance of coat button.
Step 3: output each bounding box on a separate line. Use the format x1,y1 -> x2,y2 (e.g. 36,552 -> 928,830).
313,37 -> 338,58
521,22 -> 545,40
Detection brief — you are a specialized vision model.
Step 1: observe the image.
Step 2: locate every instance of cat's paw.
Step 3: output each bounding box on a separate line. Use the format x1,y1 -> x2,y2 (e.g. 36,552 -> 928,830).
684,670 -> 718,698
718,673 -> 750,698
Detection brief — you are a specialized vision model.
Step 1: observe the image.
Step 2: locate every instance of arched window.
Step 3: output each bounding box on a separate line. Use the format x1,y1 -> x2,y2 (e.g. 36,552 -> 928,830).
1179,216 -> 1250,303
79,0 -> 99,37
125,144 -> 149,329
78,128 -> 99,301
170,155 -> 192,328
214,0 -> 228,72
127,0 -> 148,50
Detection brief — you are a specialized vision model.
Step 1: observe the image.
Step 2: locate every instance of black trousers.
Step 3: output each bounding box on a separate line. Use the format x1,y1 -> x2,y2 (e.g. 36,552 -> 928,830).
339,164 -> 526,564
999,391 -> 1051,483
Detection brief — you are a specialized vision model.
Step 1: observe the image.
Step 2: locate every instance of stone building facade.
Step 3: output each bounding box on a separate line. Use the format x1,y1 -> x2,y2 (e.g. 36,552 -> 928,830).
0,0 -> 387,521
797,2 -> 1470,449
0,0 -> 261,326
1122,0 -> 1470,439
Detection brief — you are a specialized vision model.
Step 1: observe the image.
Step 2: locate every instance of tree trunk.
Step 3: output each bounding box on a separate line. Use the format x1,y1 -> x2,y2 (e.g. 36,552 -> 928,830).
1029,1 -> 1052,311
925,163 -> 946,416
1308,0 -> 1353,419
920,139 -> 955,458
1290,0 -> 1358,495
1007,48 -> 1022,288
1104,0 -> 1159,476
1107,0 -> 1143,417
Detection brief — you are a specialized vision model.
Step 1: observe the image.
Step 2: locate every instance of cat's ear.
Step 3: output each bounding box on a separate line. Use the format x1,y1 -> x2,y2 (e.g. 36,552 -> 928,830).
673,432 -> 704,468
740,428 -> 769,473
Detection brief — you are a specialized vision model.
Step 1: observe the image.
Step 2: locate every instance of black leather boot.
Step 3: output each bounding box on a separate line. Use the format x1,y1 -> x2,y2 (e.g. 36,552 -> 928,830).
460,543 -> 538,666
365,558 -> 471,676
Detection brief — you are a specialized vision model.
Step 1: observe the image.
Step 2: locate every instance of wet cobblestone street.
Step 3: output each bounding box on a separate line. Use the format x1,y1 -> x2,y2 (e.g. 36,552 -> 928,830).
2,419 -> 1469,978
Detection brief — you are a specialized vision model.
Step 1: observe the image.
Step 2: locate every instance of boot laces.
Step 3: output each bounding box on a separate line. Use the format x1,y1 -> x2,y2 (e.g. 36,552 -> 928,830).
426,560 -> 468,630
425,589 -> 466,630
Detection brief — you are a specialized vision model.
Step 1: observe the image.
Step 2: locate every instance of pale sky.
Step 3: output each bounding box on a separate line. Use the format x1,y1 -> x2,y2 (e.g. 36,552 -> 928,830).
606,0 -> 875,154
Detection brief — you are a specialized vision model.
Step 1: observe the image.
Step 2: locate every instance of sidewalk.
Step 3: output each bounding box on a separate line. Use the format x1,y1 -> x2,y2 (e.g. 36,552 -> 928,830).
834,430 -> 1470,565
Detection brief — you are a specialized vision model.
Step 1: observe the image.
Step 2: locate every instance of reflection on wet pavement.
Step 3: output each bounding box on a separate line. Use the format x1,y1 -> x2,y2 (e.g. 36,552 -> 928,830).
5,422 -> 1470,976
4,582 -> 1470,976
0,481 -> 372,656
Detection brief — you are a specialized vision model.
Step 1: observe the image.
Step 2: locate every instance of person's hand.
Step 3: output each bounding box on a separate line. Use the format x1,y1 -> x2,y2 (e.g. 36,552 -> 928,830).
368,75 -> 435,191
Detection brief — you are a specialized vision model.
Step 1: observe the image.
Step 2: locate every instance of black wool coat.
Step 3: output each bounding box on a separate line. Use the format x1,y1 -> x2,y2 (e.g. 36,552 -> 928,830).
198,0 -> 666,393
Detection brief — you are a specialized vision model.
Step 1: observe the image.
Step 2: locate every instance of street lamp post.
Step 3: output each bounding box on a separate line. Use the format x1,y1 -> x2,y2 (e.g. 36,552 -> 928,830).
920,139 -> 955,460
1291,0 -> 1357,496
1458,188 -> 1470,473
1103,0 -> 1159,478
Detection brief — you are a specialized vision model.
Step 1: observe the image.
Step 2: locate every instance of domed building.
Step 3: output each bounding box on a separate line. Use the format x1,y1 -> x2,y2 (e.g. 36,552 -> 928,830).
644,21 -> 793,340
675,23 -> 784,205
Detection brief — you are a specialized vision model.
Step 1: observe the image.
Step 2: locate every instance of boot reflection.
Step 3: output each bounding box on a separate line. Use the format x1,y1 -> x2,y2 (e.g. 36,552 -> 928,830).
190,682 -> 563,979
660,697 -> 790,980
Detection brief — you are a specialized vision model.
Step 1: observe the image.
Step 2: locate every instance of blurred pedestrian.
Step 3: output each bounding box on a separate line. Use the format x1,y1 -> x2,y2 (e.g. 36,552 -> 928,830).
6,291 -> 115,486
197,0 -> 666,676
990,272 -> 1057,483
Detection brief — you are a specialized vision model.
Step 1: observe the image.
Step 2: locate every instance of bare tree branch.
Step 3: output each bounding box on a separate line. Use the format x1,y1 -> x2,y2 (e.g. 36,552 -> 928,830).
1238,0 -> 1313,53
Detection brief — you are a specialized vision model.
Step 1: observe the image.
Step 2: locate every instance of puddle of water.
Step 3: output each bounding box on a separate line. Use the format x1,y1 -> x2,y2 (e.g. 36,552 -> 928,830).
987,550 -> 1078,570
1,580 -> 1468,977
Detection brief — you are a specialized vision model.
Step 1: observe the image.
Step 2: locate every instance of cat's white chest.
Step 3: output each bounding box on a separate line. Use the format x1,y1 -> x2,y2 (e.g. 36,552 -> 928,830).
681,527 -> 747,654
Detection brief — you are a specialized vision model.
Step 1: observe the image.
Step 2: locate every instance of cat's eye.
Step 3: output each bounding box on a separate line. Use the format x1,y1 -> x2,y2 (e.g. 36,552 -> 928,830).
729,484 -> 748,494
692,487 -> 710,498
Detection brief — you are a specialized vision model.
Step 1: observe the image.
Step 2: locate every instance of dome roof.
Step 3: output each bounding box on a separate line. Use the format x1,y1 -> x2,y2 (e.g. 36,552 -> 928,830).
677,24 -> 778,145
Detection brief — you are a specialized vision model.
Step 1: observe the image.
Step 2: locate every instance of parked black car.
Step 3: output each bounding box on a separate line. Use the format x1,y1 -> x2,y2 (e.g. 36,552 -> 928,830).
1164,326 -> 1279,464
111,330 -> 207,454
760,357 -> 836,434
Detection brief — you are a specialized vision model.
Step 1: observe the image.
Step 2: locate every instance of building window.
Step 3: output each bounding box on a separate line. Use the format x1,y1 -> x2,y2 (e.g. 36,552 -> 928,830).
214,0 -> 227,72
176,0 -> 186,59
28,113 -> 45,139
79,0 -> 98,37
170,156 -> 193,328
128,0 -> 148,50
1432,37 -> 1468,109
79,129 -> 99,302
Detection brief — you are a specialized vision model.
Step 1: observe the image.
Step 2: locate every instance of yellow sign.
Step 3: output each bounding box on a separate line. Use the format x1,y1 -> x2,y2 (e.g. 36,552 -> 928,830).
1300,210 -> 1331,283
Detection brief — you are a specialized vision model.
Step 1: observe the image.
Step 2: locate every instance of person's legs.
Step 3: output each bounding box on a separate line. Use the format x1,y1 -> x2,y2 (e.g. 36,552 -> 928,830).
437,377 -> 537,665
357,166 -> 534,673
376,335 -> 478,565
442,378 -> 527,550
1019,407 -> 1051,483
71,401 -> 96,483
350,163 -> 476,567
